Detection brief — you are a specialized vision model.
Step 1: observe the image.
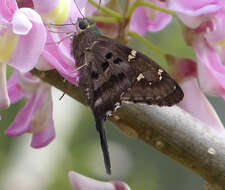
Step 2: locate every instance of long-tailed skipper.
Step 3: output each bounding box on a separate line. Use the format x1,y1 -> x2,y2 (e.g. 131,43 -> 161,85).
72,18 -> 184,174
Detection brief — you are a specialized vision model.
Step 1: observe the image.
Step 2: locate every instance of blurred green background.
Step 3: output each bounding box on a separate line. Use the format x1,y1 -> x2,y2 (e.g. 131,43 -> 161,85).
0,17 -> 225,190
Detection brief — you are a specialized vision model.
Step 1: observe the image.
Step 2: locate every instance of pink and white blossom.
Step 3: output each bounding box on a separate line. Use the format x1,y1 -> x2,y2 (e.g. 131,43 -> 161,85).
167,1 -> 225,101
130,0 -> 172,35
69,171 -> 131,190
168,0 -> 224,28
6,72 -> 55,148
166,54 -> 224,132
179,79 -> 225,132
32,0 -> 88,85
0,0 -> 46,108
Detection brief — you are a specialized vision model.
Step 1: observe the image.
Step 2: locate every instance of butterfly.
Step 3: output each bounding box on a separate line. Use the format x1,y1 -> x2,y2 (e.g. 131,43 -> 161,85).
72,18 -> 184,174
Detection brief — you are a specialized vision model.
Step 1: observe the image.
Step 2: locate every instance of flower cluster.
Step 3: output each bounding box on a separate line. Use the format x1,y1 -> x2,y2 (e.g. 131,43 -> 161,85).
1,0 -> 225,188
0,0 -> 82,147
128,0 -> 225,132
167,0 -> 225,131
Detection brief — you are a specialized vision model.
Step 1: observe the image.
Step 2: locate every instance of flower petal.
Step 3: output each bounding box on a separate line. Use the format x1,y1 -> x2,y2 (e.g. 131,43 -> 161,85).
129,6 -> 148,35
7,72 -> 24,104
112,181 -> 131,190
33,0 -> 82,25
68,171 -> 130,190
41,33 -> 79,85
168,0 -> 222,28
193,40 -> 225,97
147,1 -> 172,32
166,55 -> 197,82
0,0 -> 18,20
5,89 -> 44,136
31,118 -> 55,148
28,85 -> 53,134
33,0 -> 59,14
179,79 -> 225,132
12,10 -> 32,35
130,1 -> 172,35
7,8 -> 47,72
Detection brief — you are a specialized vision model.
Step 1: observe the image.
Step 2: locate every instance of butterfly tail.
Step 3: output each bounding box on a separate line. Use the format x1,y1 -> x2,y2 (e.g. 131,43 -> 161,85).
95,115 -> 111,175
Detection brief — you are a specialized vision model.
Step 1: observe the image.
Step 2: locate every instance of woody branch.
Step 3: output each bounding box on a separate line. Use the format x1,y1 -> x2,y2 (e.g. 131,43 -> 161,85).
31,68 -> 225,190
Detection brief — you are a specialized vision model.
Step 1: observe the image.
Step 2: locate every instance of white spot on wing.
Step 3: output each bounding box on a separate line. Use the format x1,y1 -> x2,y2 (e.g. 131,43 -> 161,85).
114,102 -> 121,111
137,73 -> 145,81
106,110 -> 113,117
158,69 -> 163,75
128,50 -> 137,62
158,69 -> 163,81
131,50 -> 136,56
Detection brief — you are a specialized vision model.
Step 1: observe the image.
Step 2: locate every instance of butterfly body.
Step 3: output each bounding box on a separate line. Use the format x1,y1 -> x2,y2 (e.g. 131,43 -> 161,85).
72,18 -> 184,174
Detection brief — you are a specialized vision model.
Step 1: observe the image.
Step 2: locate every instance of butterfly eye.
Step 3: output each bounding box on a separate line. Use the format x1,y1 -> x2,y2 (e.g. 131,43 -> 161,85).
79,20 -> 88,30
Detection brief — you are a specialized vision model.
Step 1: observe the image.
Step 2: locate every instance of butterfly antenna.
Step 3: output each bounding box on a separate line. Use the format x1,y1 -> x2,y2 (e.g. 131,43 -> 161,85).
94,114 -> 111,175
73,0 -> 85,18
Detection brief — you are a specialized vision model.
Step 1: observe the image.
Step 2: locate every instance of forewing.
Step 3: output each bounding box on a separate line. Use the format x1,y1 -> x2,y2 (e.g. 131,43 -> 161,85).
88,37 -> 184,107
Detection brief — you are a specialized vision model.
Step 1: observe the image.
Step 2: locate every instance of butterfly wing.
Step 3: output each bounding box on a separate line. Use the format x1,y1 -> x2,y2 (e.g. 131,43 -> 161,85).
87,36 -> 184,107
118,48 -> 184,106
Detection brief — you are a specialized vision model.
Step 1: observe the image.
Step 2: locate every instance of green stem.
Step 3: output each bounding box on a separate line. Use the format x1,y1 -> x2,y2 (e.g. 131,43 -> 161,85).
128,31 -> 166,57
87,16 -> 119,23
126,1 -> 176,19
88,0 -> 122,19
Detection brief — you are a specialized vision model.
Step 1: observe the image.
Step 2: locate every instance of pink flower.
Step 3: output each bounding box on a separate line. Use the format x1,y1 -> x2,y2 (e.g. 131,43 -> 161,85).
168,0 -> 224,28
179,79 -> 225,132
166,55 -> 224,132
69,171 -> 131,190
168,12 -> 225,156
5,72 -> 55,148
167,1 -> 225,100
0,0 -> 46,108
193,40 -> 225,98
31,0 -> 89,85
1,0 -> 87,148
1,0 -> 88,147
166,55 -> 197,82
0,0 -> 46,72
130,0 -> 172,35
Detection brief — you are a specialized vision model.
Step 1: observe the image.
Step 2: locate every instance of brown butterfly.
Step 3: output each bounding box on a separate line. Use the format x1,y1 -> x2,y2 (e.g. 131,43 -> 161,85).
72,18 -> 184,174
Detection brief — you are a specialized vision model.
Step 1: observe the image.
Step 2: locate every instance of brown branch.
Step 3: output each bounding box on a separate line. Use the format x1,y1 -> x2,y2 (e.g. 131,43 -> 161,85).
31,69 -> 225,190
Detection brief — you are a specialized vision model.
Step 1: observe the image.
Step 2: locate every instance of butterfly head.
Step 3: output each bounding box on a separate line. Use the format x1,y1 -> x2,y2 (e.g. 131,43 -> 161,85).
76,18 -> 101,34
